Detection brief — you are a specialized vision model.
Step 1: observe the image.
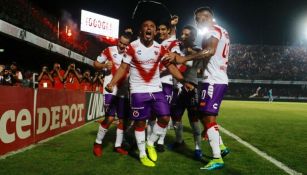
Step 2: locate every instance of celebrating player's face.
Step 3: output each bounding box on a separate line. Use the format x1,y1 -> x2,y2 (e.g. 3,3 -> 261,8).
140,20 -> 156,42
117,36 -> 130,53
195,10 -> 213,28
181,29 -> 192,43
158,25 -> 169,40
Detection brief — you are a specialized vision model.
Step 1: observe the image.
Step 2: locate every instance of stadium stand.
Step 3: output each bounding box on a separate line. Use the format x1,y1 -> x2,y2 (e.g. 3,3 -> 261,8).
0,0 -> 306,101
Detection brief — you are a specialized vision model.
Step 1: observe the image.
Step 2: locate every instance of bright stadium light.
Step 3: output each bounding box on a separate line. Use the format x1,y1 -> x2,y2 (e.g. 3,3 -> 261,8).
198,27 -> 209,36
297,14 -> 307,42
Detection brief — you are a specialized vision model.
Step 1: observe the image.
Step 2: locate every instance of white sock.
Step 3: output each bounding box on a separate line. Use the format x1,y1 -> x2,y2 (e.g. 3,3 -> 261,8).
135,130 -> 146,157
115,128 -> 124,147
95,125 -> 108,144
146,120 -> 155,141
207,124 -> 221,158
147,123 -> 166,146
190,121 -> 201,150
157,127 -> 168,145
174,121 -> 183,143
219,136 -> 224,146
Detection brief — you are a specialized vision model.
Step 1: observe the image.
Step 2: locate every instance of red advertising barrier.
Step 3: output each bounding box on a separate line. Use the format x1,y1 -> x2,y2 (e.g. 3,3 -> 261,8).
0,86 -> 35,155
35,89 -> 86,142
0,87 -> 88,156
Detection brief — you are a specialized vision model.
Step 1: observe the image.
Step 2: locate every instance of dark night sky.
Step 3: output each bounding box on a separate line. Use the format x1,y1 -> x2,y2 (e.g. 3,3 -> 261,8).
30,0 -> 307,45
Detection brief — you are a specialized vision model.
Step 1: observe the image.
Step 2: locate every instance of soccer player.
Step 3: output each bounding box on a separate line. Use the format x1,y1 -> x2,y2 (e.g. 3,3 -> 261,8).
249,86 -> 261,98
105,19 -> 185,167
92,32 -> 132,156
268,88 -> 273,102
164,7 -> 230,170
170,25 -> 203,160
146,20 -> 183,152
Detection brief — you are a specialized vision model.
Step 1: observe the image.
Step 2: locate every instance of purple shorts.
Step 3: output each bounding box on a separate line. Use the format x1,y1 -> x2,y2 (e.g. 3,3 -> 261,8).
130,91 -> 170,121
171,87 -> 198,118
198,83 -> 227,116
104,94 -> 129,119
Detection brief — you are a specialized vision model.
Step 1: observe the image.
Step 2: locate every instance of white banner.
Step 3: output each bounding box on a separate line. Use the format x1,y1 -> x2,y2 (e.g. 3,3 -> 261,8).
80,9 -> 119,39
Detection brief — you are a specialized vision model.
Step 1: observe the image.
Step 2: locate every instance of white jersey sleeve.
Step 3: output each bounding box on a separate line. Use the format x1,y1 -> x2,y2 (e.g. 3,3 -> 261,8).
96,49 -> 108,63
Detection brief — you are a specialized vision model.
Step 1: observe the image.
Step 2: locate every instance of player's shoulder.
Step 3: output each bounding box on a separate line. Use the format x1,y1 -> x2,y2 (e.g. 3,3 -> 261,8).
213,25 -> 228,34
108,46 -> 118,53
129,39 -> 141,48
152,40 -> 163,49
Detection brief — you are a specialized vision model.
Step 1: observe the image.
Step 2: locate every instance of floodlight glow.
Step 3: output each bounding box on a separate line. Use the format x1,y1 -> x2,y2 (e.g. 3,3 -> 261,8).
198,27 -> 209,36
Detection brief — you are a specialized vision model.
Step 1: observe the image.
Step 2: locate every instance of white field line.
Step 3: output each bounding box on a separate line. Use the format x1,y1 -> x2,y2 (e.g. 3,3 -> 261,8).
0,121 -> 95,160
219,126 -> 302,175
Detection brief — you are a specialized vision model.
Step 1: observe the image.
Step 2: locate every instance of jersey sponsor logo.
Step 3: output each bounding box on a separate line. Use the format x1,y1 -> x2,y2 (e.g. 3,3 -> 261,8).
112,53 -> 117,58
213,103 -> 218,110
137,50 -> 142,55
154,50 -> 159,56
132,110 -> 139,117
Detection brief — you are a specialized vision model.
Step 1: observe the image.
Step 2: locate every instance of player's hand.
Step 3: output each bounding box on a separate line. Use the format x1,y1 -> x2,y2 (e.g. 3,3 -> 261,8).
170,15 -> 179,26
105,61 -> 113,70
184,82 -> 195,91
162,52 -> 177,63
105,83 -> 113,93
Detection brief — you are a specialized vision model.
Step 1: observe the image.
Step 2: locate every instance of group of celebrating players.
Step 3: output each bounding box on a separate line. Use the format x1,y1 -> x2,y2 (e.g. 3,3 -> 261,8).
92,6 -> 230,171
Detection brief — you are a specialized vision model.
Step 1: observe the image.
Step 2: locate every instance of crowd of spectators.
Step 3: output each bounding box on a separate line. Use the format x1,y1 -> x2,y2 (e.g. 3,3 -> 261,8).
1,1 -> 307,98
228,44 -> 307,80
0,61 -> 104,93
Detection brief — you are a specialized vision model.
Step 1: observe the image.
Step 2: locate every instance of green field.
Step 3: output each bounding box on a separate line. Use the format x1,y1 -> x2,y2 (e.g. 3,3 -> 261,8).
0,100 -> 306,175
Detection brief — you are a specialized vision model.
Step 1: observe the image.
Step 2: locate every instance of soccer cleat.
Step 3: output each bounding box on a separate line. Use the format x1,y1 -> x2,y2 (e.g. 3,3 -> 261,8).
140,155 -> 155,167
200,158 -> 224,170
194,149 -> 203,160
155,144 -> 165,152
114,147 -> 128,155
146,144 -> 157,161
220,144 -> 230,158
93,143 -> 103,157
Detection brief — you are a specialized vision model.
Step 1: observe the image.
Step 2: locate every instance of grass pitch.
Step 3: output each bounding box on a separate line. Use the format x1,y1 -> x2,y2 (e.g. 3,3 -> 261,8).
1,100 -> 306,175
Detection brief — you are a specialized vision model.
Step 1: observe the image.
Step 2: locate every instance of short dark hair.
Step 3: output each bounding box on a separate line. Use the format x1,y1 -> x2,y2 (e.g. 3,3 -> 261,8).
194,6 -> 214,16
158,19 -> 171,29
120,31 -> 133,41
183,25 -> 197,40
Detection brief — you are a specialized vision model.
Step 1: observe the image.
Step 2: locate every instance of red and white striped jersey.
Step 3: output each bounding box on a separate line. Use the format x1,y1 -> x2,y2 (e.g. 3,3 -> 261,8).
201,25 -> 230,84
159,37 -> 183,85
123,39 -> 168,93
